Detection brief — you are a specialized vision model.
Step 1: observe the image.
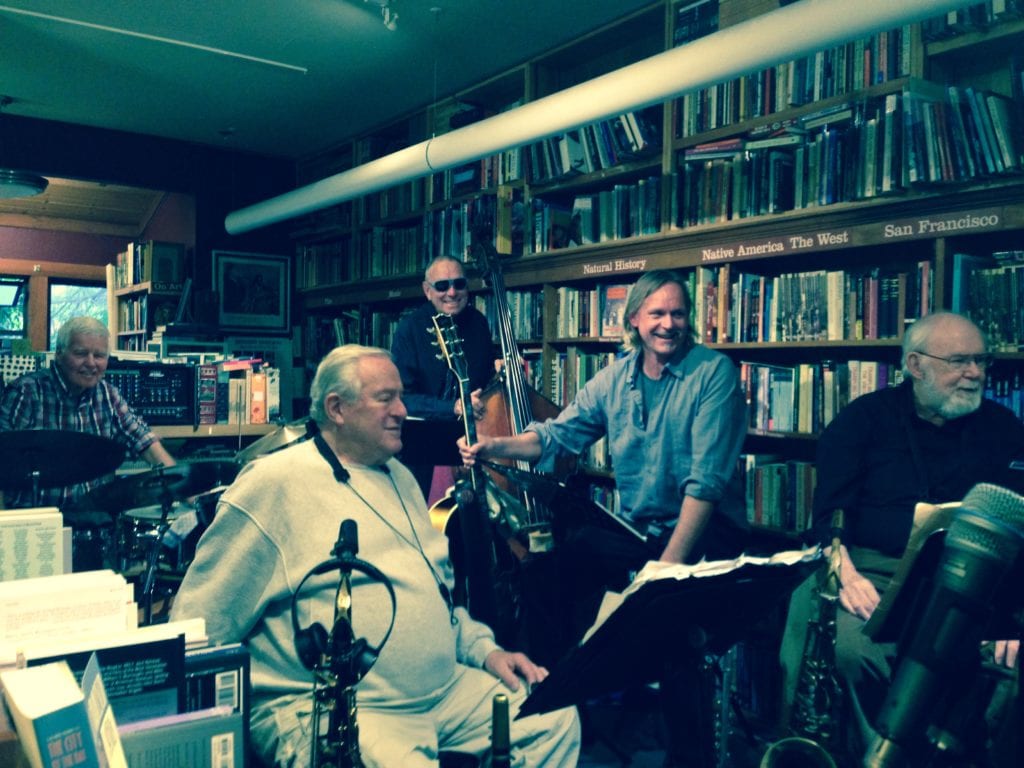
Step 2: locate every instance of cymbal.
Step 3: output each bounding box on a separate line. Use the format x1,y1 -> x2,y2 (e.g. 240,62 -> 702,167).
235,418 -> 315,464
0,430 -> 124,490
66,460 -> 240,522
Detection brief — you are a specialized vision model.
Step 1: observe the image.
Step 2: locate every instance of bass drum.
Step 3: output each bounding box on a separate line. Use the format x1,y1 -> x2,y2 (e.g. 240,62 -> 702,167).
71,524 -> 115,572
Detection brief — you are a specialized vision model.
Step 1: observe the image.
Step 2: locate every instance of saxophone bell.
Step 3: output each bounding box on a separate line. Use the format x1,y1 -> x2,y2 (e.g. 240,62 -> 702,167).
763,510 -> 847,767
760,736 -> 838,768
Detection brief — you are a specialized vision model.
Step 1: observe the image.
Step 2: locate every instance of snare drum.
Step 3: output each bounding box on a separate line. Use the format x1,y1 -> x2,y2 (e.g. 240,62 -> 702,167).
116,503 -> 190,576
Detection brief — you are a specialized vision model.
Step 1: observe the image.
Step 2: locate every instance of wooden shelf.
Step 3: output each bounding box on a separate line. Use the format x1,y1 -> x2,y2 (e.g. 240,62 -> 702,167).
925,17 -> 1024,58
153,423 -> 277,439
114,281 -> 179,297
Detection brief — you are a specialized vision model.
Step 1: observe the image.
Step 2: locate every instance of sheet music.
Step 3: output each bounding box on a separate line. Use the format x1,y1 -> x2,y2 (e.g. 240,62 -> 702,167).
582,547 -> 822,643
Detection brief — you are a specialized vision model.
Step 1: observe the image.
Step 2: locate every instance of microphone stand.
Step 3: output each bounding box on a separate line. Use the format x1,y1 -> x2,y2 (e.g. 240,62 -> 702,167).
308,520 -> 398,768
140,468 -> 175,626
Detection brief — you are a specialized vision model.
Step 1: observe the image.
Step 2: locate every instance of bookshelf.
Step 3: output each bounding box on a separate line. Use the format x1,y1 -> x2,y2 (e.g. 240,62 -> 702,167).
110,241 -> 187,353
292,0 -> 1024,531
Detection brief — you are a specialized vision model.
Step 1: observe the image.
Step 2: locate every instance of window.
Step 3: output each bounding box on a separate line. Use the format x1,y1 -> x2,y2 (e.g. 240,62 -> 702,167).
49,281 -> 107,349
0,277 -> 27,340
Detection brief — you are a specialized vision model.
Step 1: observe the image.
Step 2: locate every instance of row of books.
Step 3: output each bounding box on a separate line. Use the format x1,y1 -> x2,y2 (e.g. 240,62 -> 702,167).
675,24 -> 912,138
473,290 -> 544,341
197,359 -> 280,426
354,222 -> 424,279
112,241 -> 186,292
905,86 -> 1021,184
0,571 -> 247,768
693,260 -> 931,345
296,237 -> 355,290
672,0 -> 718,47
951,251 -> 1024,352
740,455 -> 817,533
361,174 -> 426,223
921,0 -> 1023,41
550,283 -> 629,340
986,371 -> 1024,421
569,177 -> 662,248
428,150 -> 524,202
588,451 -> 817,535
675,84 -> 1022,228
524,107 -> 662,186
549,347 -> 618,412
740,359 -> 904,437
528,176 -> 662,254
115,292 -> 178,336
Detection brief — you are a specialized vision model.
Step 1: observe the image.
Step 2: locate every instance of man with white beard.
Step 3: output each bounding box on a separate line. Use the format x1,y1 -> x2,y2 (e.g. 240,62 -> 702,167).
781,310 -> 1024,750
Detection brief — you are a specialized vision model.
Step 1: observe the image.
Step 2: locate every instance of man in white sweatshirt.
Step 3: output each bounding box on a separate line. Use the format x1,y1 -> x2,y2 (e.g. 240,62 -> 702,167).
172,344 -> 580,767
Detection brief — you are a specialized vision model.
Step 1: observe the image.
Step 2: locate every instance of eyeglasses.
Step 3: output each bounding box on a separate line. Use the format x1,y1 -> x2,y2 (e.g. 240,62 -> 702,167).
427,278 -> 468,292
914,351 -> 995,371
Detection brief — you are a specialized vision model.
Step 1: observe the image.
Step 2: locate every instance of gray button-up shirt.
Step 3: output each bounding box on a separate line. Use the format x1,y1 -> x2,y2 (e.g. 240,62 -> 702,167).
527,343 -> 748,527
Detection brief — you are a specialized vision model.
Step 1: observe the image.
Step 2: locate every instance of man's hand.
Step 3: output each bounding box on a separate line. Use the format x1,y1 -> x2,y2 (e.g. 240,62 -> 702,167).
453,388 -> 486,421
458,435 -> 490,466
837,548 -> 881,621
484,649 -> 549,692
992,639 -> 1019,669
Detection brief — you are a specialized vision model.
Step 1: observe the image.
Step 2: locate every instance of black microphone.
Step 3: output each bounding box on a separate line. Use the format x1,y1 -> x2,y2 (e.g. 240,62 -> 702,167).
333,519 -> 359,561
865,483 -> 1024,767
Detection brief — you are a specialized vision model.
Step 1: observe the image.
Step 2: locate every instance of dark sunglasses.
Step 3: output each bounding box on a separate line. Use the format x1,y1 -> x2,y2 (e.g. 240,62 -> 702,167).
428,278 -> 468,292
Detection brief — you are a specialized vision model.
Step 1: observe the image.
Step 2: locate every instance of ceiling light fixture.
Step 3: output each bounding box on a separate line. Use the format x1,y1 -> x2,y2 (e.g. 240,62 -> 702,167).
226,0 -> 976,234
365,0 -> 398,31
0,97 -> 47,200
0,170 -> 48,199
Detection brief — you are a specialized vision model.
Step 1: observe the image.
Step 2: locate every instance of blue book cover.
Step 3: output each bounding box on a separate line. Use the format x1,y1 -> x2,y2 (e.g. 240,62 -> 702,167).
0,661 -> 100,768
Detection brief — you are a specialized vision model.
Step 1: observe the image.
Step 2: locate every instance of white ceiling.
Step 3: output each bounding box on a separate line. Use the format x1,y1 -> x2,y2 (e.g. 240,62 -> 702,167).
0,0 -> 656,161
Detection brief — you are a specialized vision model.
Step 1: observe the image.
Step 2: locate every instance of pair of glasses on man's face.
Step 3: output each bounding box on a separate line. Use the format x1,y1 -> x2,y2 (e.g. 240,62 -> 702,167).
428,278 -> 468,292
914,351 -> 995,371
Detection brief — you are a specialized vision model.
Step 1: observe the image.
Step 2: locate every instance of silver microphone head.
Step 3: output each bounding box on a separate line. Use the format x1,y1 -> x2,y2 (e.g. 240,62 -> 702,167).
948,483 -> 1024,563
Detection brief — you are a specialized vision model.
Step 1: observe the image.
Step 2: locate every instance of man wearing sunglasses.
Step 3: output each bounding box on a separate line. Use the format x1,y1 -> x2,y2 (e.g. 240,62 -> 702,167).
391,256 -> 496,499
781,310 -> 1024,754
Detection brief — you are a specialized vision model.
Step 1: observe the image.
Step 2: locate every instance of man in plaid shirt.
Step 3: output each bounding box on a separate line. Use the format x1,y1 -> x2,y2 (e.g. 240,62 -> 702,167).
0,316 -> 174,509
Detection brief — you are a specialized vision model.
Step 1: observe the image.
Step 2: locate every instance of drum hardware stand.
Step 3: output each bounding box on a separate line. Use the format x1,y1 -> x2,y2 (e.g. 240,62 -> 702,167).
29,468 -> 41,507
139,468 -> 176,626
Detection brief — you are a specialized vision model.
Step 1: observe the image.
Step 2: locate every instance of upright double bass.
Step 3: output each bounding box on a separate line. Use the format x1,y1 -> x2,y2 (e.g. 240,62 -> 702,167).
471,235 -> 569,554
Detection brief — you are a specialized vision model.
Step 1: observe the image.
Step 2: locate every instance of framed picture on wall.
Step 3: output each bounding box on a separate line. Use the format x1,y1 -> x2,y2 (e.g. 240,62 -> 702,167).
212,250 -> 290,333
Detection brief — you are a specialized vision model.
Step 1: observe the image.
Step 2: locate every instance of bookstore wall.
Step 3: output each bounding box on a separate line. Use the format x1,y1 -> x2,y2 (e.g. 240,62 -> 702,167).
293,0 -> 1024,539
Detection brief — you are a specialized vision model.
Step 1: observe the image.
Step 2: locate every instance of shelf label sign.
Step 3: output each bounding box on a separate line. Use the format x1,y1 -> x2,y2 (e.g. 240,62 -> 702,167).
698,205 -> 1015,264
879,208 -> 1005,240
580,257 -> 648,276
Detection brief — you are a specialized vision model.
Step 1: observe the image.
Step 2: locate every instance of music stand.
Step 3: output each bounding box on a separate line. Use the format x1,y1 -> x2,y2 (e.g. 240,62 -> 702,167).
518,553 -> 821,718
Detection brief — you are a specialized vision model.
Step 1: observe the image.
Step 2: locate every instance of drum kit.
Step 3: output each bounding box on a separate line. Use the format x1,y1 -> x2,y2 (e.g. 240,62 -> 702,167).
0,420 -> 315,621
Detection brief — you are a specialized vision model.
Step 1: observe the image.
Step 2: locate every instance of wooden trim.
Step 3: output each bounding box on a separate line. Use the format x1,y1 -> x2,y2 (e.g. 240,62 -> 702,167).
26,274 -> 48,350
0,259 -> 107,280
0,259 -> 108,350
154,423 -> 277,439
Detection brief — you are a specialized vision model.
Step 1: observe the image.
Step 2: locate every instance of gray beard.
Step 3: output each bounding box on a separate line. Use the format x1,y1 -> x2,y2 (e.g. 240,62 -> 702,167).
918,372 -> 983,421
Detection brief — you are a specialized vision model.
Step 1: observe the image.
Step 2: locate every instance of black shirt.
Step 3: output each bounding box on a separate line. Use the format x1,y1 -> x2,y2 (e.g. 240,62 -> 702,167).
812,379 -> 1024,555
390,302 -> 496,420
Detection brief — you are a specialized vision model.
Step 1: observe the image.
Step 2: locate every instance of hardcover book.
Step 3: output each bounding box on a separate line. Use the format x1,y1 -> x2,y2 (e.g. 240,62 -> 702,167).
118,706 -> 242,768
599,284 -> 629,338
26,634 -> 186,726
